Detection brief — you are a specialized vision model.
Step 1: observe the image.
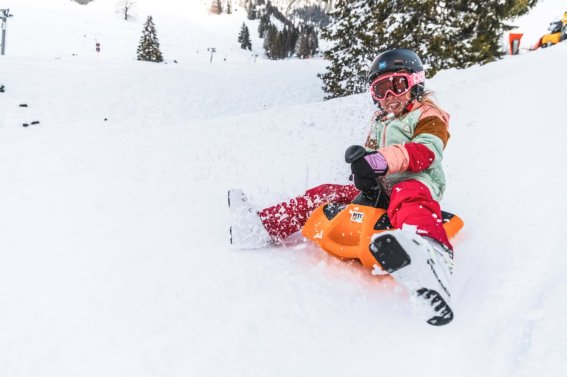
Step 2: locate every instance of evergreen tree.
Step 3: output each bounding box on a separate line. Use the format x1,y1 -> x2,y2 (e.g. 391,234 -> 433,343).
303,26 -> 319,56
275,30 -> 285,59
226,0 -> 232,14
282,27 -> 290,57
377,0 -> 539,73
295,33 -> 311,58
238,23 -> 252,50
210,0 -> 222,15
291,5 -> 331,28
443,0 -> 539,66
238,22 -> 244,44
258,13 -> 270,38
136,16 -> 164,63
264,25 -> 285,60
319,0 -> 378,99
247,2 -> 257,20
284,26 -> 297,57
256,2 -> 311,60
320,0 -> 539,99
263,25 -> 276,59
289,27 -> 299,55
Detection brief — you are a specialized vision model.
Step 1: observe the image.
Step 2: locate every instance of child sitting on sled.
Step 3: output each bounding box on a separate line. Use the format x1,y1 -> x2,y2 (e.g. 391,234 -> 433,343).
229,48 -> 456,324
231,48 -> 452,252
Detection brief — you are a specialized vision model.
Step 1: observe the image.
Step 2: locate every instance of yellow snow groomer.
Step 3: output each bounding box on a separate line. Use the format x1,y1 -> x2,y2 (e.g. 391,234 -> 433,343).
541,12 -> 567,48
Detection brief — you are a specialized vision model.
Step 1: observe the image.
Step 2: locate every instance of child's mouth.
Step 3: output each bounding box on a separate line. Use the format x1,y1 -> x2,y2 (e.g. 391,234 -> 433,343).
387,101 -> 401,111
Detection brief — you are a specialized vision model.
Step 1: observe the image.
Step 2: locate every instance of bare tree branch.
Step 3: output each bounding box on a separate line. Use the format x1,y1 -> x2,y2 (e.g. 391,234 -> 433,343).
117,0 -> 135,21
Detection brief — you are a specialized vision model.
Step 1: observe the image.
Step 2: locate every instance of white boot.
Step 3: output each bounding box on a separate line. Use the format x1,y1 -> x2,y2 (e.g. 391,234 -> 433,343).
370,226 -> 454,326
228,189 -> 273,249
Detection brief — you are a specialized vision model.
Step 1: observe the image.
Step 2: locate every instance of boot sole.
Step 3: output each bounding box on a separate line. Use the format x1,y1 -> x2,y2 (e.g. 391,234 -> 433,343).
370,233 -> 454,326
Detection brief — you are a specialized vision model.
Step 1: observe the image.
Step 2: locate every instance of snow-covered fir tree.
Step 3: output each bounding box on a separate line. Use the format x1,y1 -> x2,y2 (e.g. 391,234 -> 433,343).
263,25 -> 282,59
295,26 -> 318,58
283,26 -> 298,57
295,33 -> 311,58
249,0 -> 337,14
443,0 -> 539,67
258,13 -> 270,37
238,23 -> 252,50
307,28 -> 319,55
320,0 -> 539,99
263,24 -> 301,59
136,16 -> 164,63
290,5 -> 331,27
246,1 -> 258,20
319,0 -> 377,99
256,2 -> 311,60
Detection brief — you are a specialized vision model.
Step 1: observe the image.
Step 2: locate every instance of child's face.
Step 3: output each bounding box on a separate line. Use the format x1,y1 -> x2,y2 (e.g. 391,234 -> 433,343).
378,90 -> 412,117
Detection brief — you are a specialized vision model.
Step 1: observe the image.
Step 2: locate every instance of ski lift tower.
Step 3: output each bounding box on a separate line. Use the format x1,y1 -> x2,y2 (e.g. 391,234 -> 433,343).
207,47 -> 216,63
1,9 -> 13,56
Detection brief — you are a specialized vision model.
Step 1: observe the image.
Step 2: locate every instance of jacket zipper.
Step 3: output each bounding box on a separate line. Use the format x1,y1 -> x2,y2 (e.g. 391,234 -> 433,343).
381,123 -> 388,148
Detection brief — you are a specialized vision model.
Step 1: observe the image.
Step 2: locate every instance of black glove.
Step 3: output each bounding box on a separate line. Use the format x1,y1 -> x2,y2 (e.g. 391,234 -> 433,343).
345,145 -> 388,191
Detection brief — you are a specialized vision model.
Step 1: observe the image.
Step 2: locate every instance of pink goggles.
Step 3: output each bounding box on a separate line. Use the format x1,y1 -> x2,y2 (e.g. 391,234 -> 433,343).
369,71 -> 425,101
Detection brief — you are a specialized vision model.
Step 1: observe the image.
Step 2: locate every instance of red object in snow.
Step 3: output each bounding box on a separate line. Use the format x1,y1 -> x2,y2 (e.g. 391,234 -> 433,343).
509,33 -> 523,55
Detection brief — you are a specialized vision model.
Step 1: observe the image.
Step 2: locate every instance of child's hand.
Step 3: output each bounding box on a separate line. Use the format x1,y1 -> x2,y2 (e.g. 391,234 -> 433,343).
345,145 -> 388,191
349,173 -> 379,191
359,152 -> 388,176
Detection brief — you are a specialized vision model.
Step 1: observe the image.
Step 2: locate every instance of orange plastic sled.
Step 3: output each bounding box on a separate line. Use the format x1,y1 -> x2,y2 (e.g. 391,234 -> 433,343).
302,192 -> 464,270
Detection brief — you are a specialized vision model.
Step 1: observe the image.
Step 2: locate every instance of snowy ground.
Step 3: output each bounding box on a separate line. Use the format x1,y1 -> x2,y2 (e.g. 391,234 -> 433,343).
1,1 -> 566,376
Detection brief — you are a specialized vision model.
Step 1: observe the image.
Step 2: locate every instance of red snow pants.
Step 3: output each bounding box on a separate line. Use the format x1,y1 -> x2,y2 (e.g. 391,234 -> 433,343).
388,180 -> 452,250
259,180 -> 452,250
258,184 -> 359,242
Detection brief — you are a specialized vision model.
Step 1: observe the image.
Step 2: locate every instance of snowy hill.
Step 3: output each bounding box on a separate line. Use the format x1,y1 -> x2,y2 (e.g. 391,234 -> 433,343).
1,1 -> 567,376
3,0 -> 270,64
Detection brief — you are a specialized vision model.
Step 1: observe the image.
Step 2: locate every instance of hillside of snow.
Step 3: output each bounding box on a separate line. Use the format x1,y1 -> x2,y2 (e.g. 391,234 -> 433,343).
1,1 -> 566,376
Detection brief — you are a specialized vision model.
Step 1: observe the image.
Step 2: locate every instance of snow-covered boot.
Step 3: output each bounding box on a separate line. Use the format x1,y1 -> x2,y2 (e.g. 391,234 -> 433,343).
228,189 -> 273,249
369,226 -> 454,326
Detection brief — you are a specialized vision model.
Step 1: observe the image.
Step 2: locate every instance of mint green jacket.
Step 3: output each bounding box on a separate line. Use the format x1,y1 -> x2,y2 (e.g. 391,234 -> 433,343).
364,102 -> 450,201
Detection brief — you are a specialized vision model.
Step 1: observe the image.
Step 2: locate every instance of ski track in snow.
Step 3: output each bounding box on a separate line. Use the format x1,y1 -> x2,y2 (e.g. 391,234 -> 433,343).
1,1 -> 566,376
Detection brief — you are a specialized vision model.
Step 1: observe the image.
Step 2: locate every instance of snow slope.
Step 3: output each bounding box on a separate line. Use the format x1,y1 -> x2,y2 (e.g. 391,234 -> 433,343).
1,1 -> 566,376
2,0 -> 269,64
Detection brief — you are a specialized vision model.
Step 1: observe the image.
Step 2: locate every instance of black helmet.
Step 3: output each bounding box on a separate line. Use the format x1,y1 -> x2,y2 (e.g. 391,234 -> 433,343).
368,48 -> 424,82
368,48 -> 425,101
